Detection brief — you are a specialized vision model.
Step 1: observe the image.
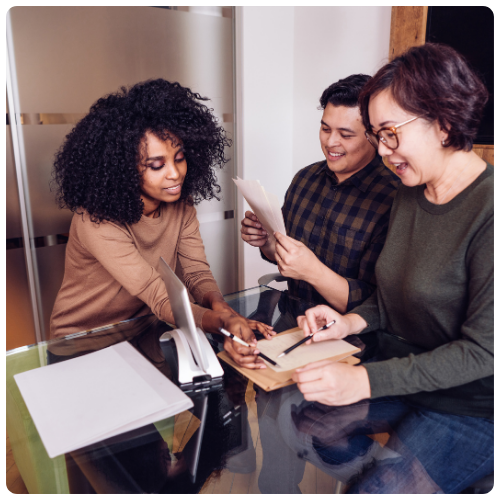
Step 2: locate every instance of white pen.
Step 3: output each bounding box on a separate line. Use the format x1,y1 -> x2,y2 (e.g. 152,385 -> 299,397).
218,327 -> 279,367
218,327 -> 250,347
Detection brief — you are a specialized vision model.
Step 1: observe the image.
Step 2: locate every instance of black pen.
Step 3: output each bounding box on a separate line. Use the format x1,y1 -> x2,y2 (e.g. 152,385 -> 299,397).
277,320 -> 336,358
218,328 -> 279,367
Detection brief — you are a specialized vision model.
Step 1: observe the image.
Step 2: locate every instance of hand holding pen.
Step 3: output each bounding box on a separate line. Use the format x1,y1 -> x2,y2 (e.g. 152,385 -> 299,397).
295,305 -> 359,346
217,316 -> 269,370
219,328 -> 280,367
277,320 -> 336,358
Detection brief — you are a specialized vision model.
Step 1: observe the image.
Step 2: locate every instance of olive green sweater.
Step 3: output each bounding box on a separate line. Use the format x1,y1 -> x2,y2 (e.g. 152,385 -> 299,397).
353,165 -> 493,419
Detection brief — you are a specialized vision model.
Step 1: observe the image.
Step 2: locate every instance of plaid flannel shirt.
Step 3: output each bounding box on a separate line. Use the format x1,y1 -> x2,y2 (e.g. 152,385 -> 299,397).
263,154 -> 400,310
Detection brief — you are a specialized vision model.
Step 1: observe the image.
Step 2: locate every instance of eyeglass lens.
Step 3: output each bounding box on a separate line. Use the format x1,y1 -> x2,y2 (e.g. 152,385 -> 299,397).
366,129 -> 398,150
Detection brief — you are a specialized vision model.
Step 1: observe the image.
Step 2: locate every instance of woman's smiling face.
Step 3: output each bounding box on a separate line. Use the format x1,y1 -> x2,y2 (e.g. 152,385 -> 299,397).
138,131 -> 188,214
367,89 -> 446,186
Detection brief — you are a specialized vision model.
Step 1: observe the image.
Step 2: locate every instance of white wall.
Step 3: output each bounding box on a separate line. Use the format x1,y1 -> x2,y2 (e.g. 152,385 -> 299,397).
235,6 -> 391,290
235,7 -> 295,289
292,7 -> 391,174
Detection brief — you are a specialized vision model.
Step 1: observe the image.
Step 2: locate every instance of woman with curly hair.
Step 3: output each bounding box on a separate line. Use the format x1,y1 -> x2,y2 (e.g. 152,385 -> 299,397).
50,79 -> 273,368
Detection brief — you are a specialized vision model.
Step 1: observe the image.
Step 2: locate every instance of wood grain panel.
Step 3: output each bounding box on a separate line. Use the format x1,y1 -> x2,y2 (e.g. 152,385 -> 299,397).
389,6 -> 428,61
389,7 -> 494,163
473,145 -> 494,165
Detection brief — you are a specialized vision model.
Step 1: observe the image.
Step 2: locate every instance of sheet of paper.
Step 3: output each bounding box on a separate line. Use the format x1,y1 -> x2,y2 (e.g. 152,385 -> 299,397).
257,330 -> 357,372
233,177 -> 286,236
263,190 -> 287,235
14,341 -> 193,458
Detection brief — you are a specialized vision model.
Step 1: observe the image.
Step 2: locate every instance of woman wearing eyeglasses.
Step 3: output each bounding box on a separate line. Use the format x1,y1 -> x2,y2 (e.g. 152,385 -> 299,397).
290,44 -> 492,493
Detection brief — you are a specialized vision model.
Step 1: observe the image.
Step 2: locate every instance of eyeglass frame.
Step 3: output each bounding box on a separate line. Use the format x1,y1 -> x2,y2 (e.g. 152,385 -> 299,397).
365,116 -> 420,151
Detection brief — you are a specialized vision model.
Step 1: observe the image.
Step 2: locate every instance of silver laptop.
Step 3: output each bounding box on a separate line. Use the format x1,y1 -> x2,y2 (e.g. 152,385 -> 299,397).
158,257 -> 209,372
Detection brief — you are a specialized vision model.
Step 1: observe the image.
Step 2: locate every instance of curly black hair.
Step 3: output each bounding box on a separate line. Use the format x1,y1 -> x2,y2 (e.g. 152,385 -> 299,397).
52,79 -> 231,224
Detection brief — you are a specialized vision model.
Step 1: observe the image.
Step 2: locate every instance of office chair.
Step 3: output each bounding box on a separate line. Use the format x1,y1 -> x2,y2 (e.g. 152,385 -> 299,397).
258,273 -> 287,287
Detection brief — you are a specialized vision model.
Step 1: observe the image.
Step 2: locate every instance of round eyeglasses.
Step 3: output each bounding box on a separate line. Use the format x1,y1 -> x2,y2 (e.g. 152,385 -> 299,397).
365,116 -> 420,151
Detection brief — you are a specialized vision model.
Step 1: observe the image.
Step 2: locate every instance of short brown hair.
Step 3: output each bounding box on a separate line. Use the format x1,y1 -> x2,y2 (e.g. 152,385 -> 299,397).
359,43 -> 489,151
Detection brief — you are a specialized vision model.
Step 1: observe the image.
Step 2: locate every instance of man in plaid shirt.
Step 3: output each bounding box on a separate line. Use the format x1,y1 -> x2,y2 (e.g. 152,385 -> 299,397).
241,74 -> 400,312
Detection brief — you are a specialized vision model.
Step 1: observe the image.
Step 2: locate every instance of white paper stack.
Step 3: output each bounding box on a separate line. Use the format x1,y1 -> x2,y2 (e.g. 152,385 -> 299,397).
233,177 -> 287,236
14,341 -> 193,458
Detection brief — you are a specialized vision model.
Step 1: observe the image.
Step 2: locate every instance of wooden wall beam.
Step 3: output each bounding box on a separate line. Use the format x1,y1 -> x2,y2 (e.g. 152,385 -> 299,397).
472,145 -> 494,165
389,6 -> 428,61
387,6 -> 493,165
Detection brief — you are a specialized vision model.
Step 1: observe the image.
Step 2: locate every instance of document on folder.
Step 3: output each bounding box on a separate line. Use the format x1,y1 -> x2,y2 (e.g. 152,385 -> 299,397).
256,329 -> 358,372
217,328 -> 361,391
233,177 -> 287,236
14,341 -> 193,458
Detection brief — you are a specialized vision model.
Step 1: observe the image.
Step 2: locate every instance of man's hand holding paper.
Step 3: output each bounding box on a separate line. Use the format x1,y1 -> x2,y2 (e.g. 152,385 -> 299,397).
274,232 -> 323,282
233,177 -> 286,237
240,210 -> 271,248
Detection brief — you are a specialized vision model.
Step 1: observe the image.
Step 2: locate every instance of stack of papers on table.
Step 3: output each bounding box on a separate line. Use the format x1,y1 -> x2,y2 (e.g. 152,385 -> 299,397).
14,341 -> 193,458
233,177 -> 286,236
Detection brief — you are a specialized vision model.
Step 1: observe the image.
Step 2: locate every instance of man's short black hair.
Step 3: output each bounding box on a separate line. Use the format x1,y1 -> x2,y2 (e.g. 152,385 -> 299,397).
319,74 -> 371,109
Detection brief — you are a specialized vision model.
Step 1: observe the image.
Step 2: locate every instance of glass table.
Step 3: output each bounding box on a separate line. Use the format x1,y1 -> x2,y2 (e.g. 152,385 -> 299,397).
7,285 -> 454,494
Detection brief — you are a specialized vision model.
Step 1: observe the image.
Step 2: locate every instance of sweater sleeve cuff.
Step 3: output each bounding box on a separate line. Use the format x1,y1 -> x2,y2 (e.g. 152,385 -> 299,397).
349,297 -> 381,332
363,360 -> 397,399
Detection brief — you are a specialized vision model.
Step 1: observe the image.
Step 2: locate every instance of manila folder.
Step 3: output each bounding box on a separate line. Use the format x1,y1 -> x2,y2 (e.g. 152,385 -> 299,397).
217,328 -> 360,391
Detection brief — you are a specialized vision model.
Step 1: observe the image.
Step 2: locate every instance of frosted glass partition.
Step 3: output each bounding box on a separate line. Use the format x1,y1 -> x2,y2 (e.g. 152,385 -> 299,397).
7,6 -> 236,343
6,126 -> 24,239
6,249 -> 37,350
35,245 -> 68,337
22,125 -> 75,237
7,124 -> 36,349
9,7 -> 233,114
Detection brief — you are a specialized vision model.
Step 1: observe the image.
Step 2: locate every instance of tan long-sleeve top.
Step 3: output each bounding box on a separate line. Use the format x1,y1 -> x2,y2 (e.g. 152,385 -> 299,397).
50,201 -> 221,338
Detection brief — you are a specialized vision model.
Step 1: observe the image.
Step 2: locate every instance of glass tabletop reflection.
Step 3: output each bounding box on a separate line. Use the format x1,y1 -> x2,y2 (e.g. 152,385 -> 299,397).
9,285 -> 434,494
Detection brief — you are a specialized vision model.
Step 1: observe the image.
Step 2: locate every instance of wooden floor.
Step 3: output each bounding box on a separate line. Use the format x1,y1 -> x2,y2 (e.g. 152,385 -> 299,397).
6,380 -> 352,494
197,381 -> 343,494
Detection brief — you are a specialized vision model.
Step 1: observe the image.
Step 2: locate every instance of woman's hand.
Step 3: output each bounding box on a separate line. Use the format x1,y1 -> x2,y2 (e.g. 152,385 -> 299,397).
205,292 -> 275,340
292,360 -> 371,406
201,292 -> 274,369
297,305 -> 368,343
274,232 -> 322,282
220,314 -> 268,370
